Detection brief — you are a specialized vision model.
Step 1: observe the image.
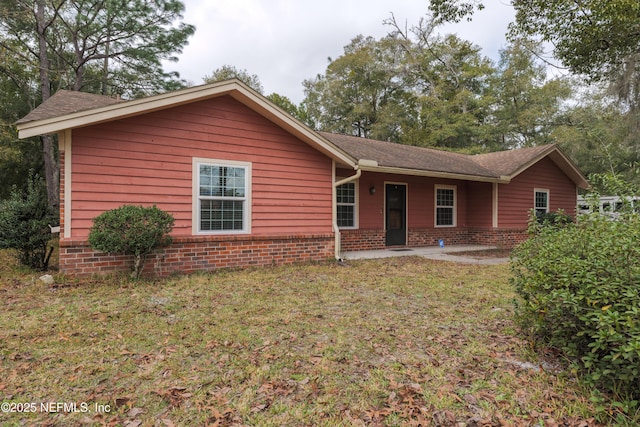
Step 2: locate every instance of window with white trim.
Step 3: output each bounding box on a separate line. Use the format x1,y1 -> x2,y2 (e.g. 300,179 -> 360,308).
336,182 -> 356,228
435,185 -> 456,227
194,159 -> 251,233
534,189 -> 549,217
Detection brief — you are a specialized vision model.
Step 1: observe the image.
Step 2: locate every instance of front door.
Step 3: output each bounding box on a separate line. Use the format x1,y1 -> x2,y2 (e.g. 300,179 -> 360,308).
385,183 -> 407,246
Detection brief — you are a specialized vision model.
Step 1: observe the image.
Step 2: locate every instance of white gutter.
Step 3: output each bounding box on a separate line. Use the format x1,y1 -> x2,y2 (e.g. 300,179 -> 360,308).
332,166 -> 362,261
357,164 -> 510,184
335,168 -> 362,187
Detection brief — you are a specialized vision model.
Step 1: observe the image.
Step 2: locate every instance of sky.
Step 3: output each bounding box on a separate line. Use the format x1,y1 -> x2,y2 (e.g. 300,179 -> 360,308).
169,0 -> 516,104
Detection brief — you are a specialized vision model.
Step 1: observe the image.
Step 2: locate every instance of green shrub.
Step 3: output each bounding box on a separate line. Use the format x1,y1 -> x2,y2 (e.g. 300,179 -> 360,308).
534,209 -> 573,227
511,211 -> 640,401
0,176 -> 56,270
88,205 -> 174,279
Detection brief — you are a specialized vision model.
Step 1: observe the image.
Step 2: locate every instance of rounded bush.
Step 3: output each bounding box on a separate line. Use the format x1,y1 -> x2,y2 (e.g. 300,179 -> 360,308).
88,205 -> 174,278
511,211 -> 640,400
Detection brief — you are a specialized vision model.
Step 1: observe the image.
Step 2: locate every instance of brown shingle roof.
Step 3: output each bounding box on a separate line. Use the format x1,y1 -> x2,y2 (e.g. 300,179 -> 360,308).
16,90 -> 122,124
15,83 -> 588,188
321,132 -> 500,179
321,132 -> 589,188
472,144 -> 555,176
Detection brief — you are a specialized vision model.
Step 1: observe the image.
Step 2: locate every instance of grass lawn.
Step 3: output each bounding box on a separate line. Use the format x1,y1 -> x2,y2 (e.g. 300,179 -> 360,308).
0,250 -> 606,426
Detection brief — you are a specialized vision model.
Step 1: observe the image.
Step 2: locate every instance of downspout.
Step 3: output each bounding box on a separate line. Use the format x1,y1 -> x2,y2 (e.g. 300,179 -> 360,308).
333,166 -> 361,261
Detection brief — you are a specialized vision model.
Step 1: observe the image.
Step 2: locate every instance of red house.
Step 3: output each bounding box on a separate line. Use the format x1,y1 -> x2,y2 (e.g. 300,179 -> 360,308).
17,80 -> 589,276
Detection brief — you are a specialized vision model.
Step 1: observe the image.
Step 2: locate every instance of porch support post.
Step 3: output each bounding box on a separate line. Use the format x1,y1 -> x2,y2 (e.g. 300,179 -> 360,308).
492,182 -> 498,228
59,129 -> 72,238
333,163 -> 361,260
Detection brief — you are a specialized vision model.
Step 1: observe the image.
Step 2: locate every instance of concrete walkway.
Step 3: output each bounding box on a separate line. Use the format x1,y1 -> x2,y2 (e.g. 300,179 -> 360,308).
341,245 -> 510,265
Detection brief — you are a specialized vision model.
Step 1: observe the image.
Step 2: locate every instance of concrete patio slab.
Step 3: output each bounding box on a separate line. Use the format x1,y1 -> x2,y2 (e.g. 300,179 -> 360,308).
341,245 -> 510,265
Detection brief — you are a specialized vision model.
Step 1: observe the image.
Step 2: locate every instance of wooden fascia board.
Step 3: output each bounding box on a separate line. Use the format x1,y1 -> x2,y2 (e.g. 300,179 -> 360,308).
358,164 -> 509,184
17,80 -> 242,138
227,90 -> 357,168
548,150 -> 590,189
16,79 -> 357,168
506,146 -> 590,189
500,146 -> 556,181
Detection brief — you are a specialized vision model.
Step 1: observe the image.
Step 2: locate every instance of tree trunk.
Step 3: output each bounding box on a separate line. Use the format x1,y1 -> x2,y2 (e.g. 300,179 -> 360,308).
35,0 -> 49,101
42,134 -> 59,209
35,0 -> 60,209
132,254 -> 145,279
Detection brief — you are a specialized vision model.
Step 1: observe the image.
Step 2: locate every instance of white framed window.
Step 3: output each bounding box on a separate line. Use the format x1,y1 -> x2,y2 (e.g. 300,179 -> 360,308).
534,189 -> 549,217
193,158 -> 251,234
336,182 -> 357,228
435,185 -> 456,227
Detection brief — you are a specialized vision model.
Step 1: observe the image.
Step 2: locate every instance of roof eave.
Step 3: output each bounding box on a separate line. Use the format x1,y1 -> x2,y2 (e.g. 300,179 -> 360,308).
548,149 -> 590,189
358,164 -> 509,183
16,79 -> 357,169
17,81 -> 240,138
505,145 -> 590,189
226,88 -> 357,168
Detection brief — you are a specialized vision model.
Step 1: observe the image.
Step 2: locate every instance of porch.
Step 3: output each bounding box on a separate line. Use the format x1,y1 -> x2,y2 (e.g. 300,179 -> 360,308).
341,244 -> 511,265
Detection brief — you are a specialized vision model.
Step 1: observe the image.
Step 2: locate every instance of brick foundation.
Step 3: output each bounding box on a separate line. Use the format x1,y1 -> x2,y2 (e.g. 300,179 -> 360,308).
339,229 -> 386,252
58,228 -> 529,277
408,228 -> 471,247
59,234 -> 335,277
341,228 -> 528,251
468,228 -> 529,248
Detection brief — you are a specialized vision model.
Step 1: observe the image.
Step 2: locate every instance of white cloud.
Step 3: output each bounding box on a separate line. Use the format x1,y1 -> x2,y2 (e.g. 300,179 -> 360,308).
168,0 -> 515,103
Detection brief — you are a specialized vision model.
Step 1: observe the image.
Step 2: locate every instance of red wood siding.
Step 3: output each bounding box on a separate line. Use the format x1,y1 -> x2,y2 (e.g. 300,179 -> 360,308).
466,181 -> 493,228
498,157 -> 577,228
69,95 -> 333,239
343,170 -> 471,230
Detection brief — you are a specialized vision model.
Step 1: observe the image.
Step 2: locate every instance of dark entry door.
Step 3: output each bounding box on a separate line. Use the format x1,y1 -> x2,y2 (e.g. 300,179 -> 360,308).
385,184 -> 407,246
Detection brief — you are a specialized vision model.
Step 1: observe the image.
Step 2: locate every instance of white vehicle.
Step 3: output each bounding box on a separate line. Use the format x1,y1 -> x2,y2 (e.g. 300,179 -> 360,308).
577,195 -> 640,219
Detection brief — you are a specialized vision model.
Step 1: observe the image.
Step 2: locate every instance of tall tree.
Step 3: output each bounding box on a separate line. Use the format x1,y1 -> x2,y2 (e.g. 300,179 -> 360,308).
510,0 -> 640,83
402,33 -> 496,149
0,0 -> 195,207
0,54 -> 42,198
302,24 -> 503,151
386,14 -> 498,150
429,0 -> 640,90
20,0 -> 196,97
302,35 -> 411,141
608,53 -> 640,113
428,0 -> 640,175
428,0 -> 484,24
553,83 -> 640,183
492,38 -> 571,148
